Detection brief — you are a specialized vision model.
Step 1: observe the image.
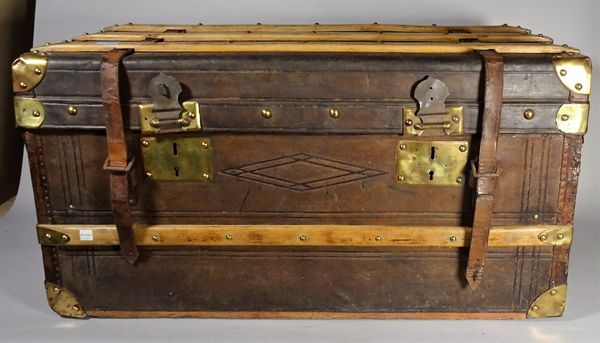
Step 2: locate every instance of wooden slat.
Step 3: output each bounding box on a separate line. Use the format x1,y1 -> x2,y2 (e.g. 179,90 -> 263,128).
72,32 -> 553,44
37,41 -> 577,54
103,23 -> 531,34
37,224 -> 572,247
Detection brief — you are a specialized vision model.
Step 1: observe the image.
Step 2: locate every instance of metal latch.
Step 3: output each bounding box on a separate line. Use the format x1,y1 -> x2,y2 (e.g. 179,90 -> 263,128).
139,73 -> 201,134
403,77 -> 463,136
139,73 -> 211,182
397,140 -> 469,186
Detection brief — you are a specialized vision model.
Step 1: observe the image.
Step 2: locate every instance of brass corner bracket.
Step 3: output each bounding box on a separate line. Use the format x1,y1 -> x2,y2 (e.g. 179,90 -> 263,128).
553,54 -> 592,95
527,284 -> 567,318
556,103 -> 589,134
45,282 -> 87,319
14,98 -> 45,128
12,51 -> 49,93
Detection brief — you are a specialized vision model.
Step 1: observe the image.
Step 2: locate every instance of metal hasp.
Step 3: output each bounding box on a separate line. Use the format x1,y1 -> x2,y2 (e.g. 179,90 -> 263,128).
527,284 -> 567,318
403,77 -> 463,136
45,282 -> 87,318
397,140 -> 469,186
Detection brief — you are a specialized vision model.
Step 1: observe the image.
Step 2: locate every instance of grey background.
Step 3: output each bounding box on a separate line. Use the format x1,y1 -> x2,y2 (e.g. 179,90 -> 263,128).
1,0 -> 598,341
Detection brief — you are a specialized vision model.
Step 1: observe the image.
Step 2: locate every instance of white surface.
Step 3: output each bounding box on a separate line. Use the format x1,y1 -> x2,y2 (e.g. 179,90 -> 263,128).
1,0 -> 599,341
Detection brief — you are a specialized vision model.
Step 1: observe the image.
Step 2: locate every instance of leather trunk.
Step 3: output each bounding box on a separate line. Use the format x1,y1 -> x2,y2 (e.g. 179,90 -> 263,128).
9,24 -> 590,319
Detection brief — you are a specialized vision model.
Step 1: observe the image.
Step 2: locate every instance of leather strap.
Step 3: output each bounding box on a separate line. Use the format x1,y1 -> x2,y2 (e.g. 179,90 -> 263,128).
101,49 -> 138,264
466,50 -> 504,290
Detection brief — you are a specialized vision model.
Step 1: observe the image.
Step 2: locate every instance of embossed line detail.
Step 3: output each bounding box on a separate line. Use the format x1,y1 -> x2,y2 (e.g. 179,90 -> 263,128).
222,153 -> 387,191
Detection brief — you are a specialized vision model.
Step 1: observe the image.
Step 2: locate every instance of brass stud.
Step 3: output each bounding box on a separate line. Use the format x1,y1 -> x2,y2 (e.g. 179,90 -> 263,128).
399,144 -> 407,150
456,177 -> 464,184
61,234 -> 68,241
53,287 -> 61,294
32,110 -> 41,117
34,67 -> 43,75
178,118 -> 191,126
575,83 -> 583,91
67,106 -> 78,116
539,234 -> 547,241
68,204 -> 75,210
550,290 -> 558,296
145,171 -> 153,178
405,119 -> 413,126
141,140 -> 150,147
523,109 -> 535,120
557,233 -> 565,240
451,115 -> 460,123
533,214 -> 540,220
560,114 -> 570,121
261,108 -> 272,118
559,69 -> 567,76
149,119 -> 161,128
225,234 -> 233,240
299,234 -> 307,241
72,305 -> 81,312
45,233 -> 52,239
201,141 -> 209,149
187,112 -> 196,119
151,234 -> 159,242
531,305 -> 539,312
398,175 -> 405,182
449,236 -> 457,242
19,82 -> 27,89
374,235 -> 382,242
458,145 -> 467,152
329,108 -> 340,118
202,173 -> 210,180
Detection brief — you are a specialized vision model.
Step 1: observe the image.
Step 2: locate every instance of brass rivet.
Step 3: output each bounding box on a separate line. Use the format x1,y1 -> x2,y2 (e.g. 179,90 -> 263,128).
398,175 -> 405,182
34,67 -> 43,75
19,82 -> 27,89
559,69 -> 567,76
61,234 -> 68,241
32,110 -> 41,117
399,144 -> 407,150
141,140 -> 150,147
329,108 -> 340,118
459,145 -> 467,152
145,171 -> 153,178
405,119 -> 413,126
151,234 -> 159,241
451,115 -> 460,123
523,109 -> 535,120
299,234 -> 307,241
67,106 -> 78,116
550,290 -> 558,296
539,234 -> 547,241
45,233 -> 52,239
53,287 -> 61,294
72,305 -> 81,312
533,214 -> 540,220
68,204 -> 75,210
261,109 -> 272,118
557,233 -> 565,240
449,236 -> 457,242
201,141 -> 209,149
531,305 -> 539,311
561,114 -> 570,121
178,118 -> 191,126
456,177 -> 464,184
150,119 -> 161,128
202,173 -> 210,180
575,83 -> 583,90
374,235 -> 382,242
187,112 -> 196,119
225,234 -> 233,240
128,198 -> 135,205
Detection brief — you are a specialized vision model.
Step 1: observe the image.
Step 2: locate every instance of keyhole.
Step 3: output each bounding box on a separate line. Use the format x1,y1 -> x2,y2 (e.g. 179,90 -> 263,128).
172,143 -> 178,156
430,146 -> 436,160
174,167 -> 180,177
429,170 -> 435,181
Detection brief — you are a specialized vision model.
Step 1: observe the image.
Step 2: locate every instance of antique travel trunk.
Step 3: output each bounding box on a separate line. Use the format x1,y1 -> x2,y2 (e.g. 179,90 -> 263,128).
5,24 -> 591,319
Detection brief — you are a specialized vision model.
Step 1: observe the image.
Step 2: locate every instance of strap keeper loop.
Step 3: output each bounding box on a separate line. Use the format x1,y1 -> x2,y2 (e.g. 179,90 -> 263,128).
103,157 -> 135,173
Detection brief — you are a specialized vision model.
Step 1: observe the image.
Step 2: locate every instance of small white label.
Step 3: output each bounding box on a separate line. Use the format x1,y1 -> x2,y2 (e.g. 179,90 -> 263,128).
79,229 -> 94,241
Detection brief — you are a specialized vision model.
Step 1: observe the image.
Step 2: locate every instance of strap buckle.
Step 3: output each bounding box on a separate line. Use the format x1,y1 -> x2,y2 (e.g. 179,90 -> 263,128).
103,156 -> 135,173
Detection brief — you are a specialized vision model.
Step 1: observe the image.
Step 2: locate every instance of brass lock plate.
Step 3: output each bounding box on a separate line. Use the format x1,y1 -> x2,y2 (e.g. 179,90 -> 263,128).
141,137 -> 212,181
397,140 -> 469,186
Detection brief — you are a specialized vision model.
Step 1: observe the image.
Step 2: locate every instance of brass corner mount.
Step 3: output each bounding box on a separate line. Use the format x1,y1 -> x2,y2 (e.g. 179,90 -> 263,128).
44,282 -> 87,319
527,284 -> 567,318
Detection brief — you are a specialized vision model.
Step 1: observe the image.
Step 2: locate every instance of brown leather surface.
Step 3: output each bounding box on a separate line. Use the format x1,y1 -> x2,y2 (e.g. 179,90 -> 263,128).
466,51 -> 504,289
101,49 -> 138,263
